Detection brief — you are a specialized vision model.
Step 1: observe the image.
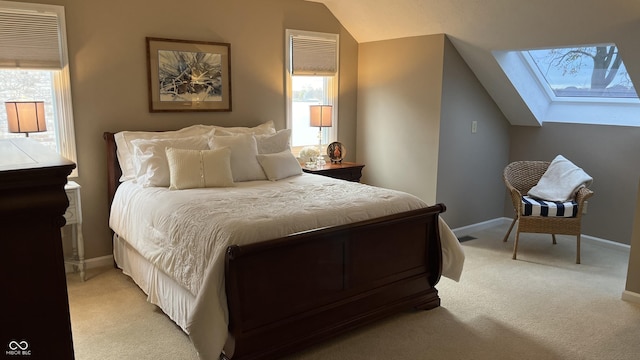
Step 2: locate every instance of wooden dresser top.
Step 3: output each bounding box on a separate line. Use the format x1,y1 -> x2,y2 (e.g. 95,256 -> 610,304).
0,138 -> 74,171
0,138 -> 75,193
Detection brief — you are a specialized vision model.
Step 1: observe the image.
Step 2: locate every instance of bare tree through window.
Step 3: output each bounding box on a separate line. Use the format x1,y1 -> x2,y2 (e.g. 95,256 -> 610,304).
528,45 -> 637,98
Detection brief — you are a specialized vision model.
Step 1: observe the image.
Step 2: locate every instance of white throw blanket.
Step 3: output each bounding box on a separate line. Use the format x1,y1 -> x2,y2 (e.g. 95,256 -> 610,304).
528,155 -> 592,202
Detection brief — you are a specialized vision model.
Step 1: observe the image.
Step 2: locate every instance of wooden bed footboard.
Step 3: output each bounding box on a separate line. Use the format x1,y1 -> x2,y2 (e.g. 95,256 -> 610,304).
225,203 -> 444,360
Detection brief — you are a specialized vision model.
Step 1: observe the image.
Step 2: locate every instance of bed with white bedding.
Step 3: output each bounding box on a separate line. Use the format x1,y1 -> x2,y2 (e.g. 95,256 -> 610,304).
104,125 -> 464,360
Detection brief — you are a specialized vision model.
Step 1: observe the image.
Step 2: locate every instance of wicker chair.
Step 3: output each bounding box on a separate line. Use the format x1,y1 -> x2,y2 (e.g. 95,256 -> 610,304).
503,161 -> 594,263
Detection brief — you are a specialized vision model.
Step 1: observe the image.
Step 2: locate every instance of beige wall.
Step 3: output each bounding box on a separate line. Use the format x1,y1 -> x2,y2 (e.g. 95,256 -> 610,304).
509,122 -> 640,245
20,0 -> 358,260
436,37 -> 510,228
356,35 -> 510,228
357,34 -> 444,204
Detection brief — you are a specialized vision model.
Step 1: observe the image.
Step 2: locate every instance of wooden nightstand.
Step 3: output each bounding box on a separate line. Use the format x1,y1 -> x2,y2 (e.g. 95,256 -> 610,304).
302,162 -> 365,182
64,181 -> 85,281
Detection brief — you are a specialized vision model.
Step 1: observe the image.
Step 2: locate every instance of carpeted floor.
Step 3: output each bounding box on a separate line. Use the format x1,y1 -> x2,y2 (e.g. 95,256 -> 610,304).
67,223 -> 640,359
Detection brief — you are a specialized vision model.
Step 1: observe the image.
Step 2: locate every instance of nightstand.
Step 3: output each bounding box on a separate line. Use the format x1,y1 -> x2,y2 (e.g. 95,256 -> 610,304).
302,162 -> 365,182
64,181 -> 85,281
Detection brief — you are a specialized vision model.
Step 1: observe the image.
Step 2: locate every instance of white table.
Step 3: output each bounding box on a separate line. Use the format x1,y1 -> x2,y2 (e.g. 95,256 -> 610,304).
64,181 -> 85,281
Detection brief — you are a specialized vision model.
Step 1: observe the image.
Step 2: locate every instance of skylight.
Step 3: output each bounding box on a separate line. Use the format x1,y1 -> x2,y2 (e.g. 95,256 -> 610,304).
525,45 -> 637,100
493,43 -> 640,127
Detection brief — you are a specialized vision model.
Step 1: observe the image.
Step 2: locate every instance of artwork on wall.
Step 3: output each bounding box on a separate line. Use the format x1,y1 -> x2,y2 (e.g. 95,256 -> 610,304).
146,37 -> 231,112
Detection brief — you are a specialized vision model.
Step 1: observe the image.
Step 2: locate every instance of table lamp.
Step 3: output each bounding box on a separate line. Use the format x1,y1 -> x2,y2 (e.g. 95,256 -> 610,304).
309,104 -> 332,166
5,101 -> 47,137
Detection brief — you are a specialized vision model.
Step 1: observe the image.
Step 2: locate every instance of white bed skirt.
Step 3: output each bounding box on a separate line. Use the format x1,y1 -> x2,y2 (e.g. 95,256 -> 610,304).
113,233 -> 195,333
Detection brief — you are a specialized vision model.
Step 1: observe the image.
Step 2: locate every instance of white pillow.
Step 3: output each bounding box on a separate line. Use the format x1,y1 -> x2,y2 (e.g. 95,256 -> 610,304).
131,136 -> 209,187
255,128 -> 291,154
256,150 -> 303,181
213,120 -> 276,136
115,122 -> 276,181
115,125 -> 215,181
209,134 -> 267,182
166,147 -> 235,190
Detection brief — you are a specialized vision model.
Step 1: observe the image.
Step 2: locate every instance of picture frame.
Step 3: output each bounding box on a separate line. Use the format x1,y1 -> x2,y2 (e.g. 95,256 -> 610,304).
146,37 -> 232,112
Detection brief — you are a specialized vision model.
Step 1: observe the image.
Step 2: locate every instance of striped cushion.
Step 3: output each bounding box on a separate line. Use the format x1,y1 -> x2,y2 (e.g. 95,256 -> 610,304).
521,196 -> 578,217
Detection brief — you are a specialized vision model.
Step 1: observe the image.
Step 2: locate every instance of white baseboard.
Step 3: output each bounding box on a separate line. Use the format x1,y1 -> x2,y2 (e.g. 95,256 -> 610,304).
451,217 -> 511,238
65,255 -> 114,274
452,217 -> 630,250
581,234 -> 630,250
621,290 -> 640,304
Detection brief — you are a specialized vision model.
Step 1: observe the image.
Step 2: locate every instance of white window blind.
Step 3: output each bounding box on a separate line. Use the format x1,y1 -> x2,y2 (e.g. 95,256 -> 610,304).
290,31 -> 338,76
0,5 -> 63,69
0,1 -> 77,176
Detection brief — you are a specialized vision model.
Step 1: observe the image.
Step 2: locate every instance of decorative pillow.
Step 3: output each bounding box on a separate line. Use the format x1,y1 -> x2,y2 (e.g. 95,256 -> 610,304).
255,128 -> 291,154
115,125 -> 215,181
131,136 -> 209,187
166,147 -> 234,190
166,147 -> 235,190
256,150 -> 303,181
209,134 -> 267,182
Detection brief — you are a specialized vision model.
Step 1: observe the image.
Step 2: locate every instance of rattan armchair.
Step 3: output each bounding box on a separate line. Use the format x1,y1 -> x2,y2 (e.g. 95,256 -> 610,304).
503,161 -> 594,263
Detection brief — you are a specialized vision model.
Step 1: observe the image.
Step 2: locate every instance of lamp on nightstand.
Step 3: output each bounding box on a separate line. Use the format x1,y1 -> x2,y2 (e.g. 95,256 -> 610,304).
5,101 -> 47,137
309,104 -> 332,166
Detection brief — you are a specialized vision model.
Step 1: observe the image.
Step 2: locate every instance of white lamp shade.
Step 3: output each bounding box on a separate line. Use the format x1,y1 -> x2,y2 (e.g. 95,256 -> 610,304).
5,101 -> 47,134
309,105 -> 333,127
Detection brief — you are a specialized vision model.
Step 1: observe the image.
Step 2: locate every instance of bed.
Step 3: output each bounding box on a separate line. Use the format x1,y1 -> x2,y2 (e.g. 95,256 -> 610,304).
103,123 -> 464,360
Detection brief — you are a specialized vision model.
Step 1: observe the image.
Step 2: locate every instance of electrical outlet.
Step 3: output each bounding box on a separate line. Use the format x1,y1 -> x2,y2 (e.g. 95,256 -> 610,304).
471,121 -> 477,133
583,201 -> 588,214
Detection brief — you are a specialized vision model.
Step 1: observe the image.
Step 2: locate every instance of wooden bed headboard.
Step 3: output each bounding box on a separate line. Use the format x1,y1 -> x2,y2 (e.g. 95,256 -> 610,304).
103,132 -> 122,207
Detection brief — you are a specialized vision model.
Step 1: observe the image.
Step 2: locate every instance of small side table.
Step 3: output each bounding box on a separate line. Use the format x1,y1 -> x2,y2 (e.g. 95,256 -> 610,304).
302,162 -> 365,182
64,181 -> 85,281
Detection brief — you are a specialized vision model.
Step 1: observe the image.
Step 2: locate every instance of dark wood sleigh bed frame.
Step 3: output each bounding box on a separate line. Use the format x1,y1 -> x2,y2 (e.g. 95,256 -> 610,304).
104,132 -> 446,360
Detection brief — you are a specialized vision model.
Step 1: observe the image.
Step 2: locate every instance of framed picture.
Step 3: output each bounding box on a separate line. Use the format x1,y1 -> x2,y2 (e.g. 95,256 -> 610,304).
146,37 -> 231,112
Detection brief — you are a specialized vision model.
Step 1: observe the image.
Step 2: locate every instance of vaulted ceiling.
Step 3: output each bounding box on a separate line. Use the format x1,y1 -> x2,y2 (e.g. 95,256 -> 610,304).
307,0 -> 640,126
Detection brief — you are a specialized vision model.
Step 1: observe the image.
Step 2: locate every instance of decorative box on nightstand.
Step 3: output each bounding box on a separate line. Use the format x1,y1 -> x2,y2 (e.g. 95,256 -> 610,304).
64,181 -> 85,281
302,162 -> 365,182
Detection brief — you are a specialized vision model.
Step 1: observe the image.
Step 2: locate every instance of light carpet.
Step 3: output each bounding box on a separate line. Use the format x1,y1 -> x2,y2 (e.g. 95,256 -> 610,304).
67,223 -> 640,359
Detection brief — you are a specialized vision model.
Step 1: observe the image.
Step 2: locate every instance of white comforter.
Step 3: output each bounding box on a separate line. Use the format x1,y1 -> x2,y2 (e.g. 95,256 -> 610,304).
110,173 -> 464,359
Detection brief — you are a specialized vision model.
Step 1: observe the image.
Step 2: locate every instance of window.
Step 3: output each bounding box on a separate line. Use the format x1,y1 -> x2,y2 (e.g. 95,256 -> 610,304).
494,44 -> 640,127
285,29 -> 339,156
525,46 -> 637,100
0,1 -> 78,176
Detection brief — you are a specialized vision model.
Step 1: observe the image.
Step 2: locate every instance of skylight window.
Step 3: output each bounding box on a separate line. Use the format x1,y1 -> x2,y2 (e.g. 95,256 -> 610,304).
525,45 -> 637,100
493,43 -> 640,127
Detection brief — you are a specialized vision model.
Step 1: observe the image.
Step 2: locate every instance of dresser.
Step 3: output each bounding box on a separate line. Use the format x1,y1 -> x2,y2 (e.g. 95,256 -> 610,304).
0,138 -> 76,359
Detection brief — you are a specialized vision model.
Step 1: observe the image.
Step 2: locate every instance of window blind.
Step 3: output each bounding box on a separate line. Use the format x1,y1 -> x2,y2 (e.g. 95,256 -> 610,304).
290,32 -> 338,76
0,9 -> 63,69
